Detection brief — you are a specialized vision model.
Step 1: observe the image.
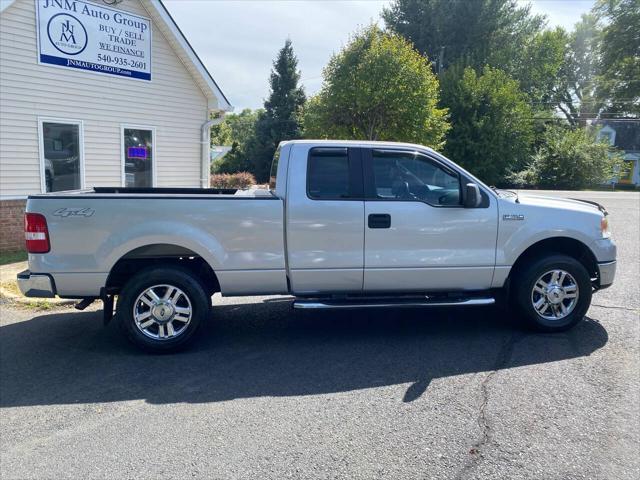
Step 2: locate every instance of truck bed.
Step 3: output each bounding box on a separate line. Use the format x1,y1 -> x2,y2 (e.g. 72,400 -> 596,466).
25,187 -> 287,297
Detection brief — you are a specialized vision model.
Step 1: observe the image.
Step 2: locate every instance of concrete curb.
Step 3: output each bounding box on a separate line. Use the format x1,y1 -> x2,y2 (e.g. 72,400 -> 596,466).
0,284 -> 76,307
1,259 -> 75,308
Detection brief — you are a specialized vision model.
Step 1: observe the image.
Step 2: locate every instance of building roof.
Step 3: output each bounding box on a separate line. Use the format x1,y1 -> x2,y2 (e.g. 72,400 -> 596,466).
0,0 -> 232,112
598,120 -> 640,153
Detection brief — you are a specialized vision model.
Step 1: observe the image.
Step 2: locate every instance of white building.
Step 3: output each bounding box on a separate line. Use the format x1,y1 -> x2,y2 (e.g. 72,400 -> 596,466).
0,0 -> 231,251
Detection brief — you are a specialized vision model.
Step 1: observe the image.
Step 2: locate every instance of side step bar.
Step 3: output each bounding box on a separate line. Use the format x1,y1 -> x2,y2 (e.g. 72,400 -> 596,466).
293,296 -> 495,310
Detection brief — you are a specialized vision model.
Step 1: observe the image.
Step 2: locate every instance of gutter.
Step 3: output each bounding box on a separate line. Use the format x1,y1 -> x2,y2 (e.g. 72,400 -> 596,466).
201,113 -> 225,188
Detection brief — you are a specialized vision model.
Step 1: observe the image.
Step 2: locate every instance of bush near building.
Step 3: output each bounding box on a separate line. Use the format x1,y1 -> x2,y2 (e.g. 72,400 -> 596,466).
210,172 -> 256,190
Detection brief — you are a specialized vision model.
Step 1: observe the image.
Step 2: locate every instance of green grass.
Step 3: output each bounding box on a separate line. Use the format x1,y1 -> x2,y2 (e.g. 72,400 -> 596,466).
0,250 -> 27,266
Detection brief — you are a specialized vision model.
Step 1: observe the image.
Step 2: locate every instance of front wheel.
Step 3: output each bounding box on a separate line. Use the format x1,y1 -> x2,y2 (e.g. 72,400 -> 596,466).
512,254 -> 592,332
116,267 -> 211,352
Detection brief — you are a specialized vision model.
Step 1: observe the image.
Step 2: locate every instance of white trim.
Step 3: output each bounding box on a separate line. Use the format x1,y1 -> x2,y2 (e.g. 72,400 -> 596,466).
120,124 -> 157,187
144,0 -> 232,111
37,116 -> 85,193
0,0 -> 16,14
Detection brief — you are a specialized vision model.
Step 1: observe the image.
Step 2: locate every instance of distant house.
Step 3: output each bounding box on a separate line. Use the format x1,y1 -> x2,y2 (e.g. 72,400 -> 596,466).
597,120 -> 640,186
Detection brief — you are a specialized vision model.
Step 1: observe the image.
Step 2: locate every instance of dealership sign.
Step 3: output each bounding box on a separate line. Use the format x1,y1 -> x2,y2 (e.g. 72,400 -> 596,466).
36,0 -> 152,81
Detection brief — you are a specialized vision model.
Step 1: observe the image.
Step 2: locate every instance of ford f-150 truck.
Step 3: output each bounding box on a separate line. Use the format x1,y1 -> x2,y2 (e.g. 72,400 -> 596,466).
18,140 -> 617,352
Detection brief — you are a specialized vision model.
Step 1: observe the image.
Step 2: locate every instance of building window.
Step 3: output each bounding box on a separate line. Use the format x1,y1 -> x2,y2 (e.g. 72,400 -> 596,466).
122,126 -> 154,187
39,119 -> 83,193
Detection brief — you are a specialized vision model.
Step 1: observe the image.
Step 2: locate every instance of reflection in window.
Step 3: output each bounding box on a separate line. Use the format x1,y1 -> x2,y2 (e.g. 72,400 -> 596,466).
372,151 -> 460,206
124,128 -> 153,187
42,122 -> 80,192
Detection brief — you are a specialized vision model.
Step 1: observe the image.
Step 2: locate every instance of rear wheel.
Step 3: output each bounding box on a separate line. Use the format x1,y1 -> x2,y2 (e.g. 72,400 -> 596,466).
116,266 -> 210,352
512,254 -> 592,332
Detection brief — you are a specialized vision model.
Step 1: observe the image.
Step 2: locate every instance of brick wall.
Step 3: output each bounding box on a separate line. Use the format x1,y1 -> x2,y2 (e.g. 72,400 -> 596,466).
0,199 -> 26,253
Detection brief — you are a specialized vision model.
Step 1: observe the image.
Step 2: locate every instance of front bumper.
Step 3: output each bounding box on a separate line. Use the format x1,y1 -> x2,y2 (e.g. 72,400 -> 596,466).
597,260 -> 616,289
17,270 -> 56,298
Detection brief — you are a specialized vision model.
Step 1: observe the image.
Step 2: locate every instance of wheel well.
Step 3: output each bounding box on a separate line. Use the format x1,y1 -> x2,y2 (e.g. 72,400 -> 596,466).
106,244 -> 220,295
509,237 -> 599,282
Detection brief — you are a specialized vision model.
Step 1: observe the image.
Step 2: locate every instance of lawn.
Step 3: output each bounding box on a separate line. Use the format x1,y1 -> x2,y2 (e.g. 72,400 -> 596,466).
0,250 -> 27,266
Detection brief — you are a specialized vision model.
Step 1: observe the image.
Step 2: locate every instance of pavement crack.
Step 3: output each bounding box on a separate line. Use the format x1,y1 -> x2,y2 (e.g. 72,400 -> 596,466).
454,331 -> 523,480
591,303 -> 638,312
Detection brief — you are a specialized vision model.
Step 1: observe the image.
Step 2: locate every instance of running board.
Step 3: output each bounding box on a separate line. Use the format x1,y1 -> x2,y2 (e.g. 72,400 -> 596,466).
293,296 -> 495,310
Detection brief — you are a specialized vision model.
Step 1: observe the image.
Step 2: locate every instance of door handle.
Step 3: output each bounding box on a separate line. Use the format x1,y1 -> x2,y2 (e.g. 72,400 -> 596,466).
368,213 -> 391,229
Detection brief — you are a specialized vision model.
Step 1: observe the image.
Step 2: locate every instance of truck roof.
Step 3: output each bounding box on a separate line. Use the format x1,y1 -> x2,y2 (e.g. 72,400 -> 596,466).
282,139 -> 438,154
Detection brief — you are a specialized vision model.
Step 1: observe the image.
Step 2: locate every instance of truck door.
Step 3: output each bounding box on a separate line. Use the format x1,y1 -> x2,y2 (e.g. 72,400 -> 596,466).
286,145 -> 364,294
362,148 -> 498,292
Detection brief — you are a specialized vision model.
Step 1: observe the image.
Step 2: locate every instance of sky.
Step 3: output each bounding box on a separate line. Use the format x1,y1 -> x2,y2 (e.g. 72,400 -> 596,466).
163,0 -> 595,112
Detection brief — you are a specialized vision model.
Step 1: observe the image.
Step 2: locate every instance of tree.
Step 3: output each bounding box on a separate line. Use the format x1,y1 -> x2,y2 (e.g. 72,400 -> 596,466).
595,0 -> 640,116
512,124 -> 624,189
382,0 -> 575,108
210,109 -> 262,174
248,39 -> 306,182
440,66 -> 534,185
554,14 -> 603,125
382,0 -> 544,74
303,26 -> 449,148
511,28 -> 568,107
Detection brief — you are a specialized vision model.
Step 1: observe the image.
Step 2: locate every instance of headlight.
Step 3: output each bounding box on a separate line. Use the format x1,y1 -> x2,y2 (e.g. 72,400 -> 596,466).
601,216 -> 611,238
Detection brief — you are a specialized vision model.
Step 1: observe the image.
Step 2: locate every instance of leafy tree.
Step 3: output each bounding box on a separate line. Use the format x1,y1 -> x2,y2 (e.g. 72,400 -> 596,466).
248,39 -> 306,182
511,28 -> 568,107
382,0 -> 544,74
210,109 -> 262,174
554,14 -> 603,125
594,0 -> 640,116
383,0 -> 573,108
304,26 -> 449,147
512,124 -> 624,189
440,66 -> 534,185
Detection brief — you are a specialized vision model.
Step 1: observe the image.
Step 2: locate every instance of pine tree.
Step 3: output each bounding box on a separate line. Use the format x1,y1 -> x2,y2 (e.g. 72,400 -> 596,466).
249,39 -> 306,182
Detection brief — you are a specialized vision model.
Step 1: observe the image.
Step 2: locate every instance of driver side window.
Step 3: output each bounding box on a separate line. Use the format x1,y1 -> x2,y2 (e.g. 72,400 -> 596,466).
371,150 -> 461,206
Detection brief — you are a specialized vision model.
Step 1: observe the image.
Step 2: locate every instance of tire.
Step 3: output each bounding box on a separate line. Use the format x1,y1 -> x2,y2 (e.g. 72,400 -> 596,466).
116,266 -> 211,353
511,254 -> 592,332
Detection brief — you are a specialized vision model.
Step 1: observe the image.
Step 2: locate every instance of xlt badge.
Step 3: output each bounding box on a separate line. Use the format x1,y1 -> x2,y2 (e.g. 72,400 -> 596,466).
503,214 -> 525,221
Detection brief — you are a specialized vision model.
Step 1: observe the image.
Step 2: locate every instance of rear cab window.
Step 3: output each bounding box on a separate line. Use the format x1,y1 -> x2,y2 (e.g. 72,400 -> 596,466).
307,147 -> 362,200
268,145 -> 282,191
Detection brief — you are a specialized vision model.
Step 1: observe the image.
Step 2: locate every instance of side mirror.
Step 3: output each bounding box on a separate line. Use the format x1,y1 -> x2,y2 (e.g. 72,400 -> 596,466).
464,183 -> 482,208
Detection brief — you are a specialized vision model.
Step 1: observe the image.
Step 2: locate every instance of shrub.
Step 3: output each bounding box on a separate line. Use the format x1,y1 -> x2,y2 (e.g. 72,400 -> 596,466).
210,172 -> 256,189
511,125 -> 624,189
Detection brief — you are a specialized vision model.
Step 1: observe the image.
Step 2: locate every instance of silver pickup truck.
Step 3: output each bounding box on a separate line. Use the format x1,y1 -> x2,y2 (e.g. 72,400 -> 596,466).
19,140 -> 617,352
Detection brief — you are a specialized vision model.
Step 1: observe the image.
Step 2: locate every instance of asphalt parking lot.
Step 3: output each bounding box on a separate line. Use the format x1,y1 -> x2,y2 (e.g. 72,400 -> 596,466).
1,190 -> 638,480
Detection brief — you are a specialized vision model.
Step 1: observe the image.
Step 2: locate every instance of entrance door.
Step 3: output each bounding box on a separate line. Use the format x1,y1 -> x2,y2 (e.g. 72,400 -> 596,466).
286,145 -> 364,294
363,148 -> 498,292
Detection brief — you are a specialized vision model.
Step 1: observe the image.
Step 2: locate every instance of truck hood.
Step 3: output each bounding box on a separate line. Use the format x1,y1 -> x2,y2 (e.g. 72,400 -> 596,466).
511,192 -> 607,216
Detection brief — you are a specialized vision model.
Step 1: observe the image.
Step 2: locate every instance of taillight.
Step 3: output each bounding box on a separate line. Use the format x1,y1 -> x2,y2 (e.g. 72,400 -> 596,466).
25,213 -> 50,253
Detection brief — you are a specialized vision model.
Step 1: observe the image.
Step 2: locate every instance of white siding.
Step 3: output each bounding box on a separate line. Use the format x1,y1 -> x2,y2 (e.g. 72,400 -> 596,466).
0,0 -> 208,198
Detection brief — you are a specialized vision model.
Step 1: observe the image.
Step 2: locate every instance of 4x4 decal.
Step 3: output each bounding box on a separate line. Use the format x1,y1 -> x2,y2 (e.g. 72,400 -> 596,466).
52,207 -> 95,218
